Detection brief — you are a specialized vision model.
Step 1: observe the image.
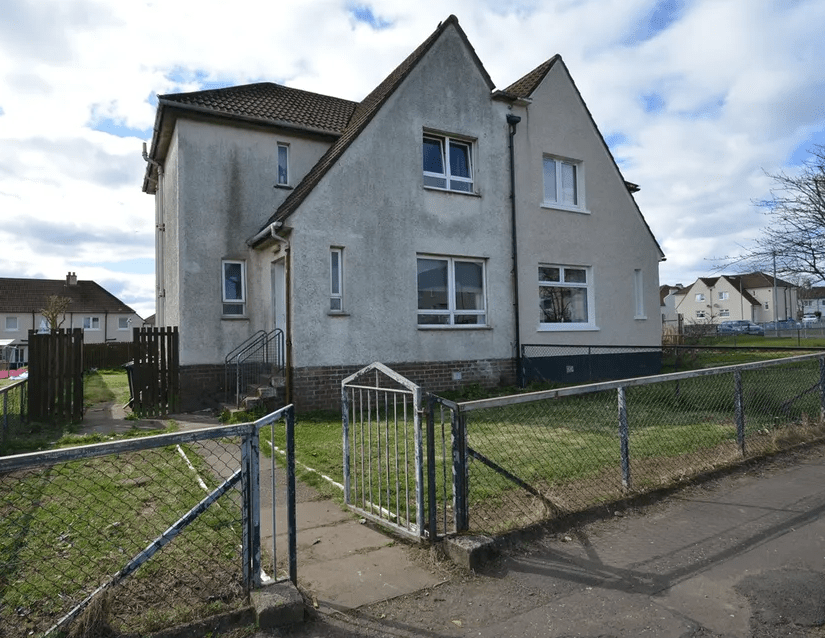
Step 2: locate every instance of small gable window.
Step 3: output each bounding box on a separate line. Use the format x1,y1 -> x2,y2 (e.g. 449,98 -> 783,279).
277,143 -> 289,186
543,156 -> 584,212
423,134 -> 473,193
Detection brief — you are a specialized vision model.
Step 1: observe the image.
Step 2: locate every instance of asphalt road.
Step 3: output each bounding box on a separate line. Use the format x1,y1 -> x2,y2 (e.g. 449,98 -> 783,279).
255,443 -> 825,638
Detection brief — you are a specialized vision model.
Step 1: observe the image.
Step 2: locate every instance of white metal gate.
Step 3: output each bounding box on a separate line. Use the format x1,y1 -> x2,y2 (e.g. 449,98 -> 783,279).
342,363 -> 425,540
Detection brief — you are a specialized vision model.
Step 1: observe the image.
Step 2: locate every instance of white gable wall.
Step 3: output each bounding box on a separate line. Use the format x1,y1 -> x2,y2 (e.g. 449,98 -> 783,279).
511,62 -> 663,347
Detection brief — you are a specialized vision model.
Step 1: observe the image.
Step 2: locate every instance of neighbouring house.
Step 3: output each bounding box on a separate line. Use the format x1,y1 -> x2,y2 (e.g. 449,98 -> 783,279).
142,15 -> 665,411
798,287 -> 825,318
0,272 -> 143,367
660,284 -> 684,334
673,272 -> 798,327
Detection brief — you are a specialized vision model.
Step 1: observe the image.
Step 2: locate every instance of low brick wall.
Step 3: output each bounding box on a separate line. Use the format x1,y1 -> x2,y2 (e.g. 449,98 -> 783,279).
292,358 -> 517,412
178,358 -> 517,414
179,364 -> 225,412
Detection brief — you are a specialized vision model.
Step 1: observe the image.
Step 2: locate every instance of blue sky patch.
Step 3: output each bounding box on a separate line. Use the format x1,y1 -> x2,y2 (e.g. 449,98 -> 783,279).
0,106 -> 4,116
788,129 -> 825,166
641,92 -> 666,114
348,4 -> 392,30
90,116 -> 152,139
604,132 -> 629,150
626,0 -> 685,44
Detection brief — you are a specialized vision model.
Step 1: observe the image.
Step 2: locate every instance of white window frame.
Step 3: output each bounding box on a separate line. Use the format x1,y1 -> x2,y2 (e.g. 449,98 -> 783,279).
538,264 -> 596,331
5,316 -> 18,331
417,255 -> 487,327
277,143 -> 289,186
718,291 -> 729,300
83,316 -> 100,330
719,309 -> 730,317
118,317 -> 130,330
330,247 -> 344,313
542,155 -> 585,212
696,310 -> 706,318
695,293 -> 705,302
634,269 -> 646,319
422,133 -> 474,194
222,259 -> 246,317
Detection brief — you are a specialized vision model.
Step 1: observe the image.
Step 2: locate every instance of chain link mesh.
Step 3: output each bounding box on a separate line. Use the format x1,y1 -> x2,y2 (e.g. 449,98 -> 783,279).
460,355 -> 825,535
1,437 -> 245,637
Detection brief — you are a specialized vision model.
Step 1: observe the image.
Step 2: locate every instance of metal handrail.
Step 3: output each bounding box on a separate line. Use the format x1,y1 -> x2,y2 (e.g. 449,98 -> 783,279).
224,329 -> 285,407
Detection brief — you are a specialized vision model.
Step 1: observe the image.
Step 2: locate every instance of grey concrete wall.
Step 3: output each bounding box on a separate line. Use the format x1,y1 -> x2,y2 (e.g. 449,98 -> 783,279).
510,62 -> 663,347
281,24 -> 515,370
171,120 -> 332,364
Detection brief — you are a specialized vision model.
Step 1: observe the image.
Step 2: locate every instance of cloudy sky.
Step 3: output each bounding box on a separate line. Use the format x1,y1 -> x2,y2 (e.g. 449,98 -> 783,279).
1,0 -> 824,319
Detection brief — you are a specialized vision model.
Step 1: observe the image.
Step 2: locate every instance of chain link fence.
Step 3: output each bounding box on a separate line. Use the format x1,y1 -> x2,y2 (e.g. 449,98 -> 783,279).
0,409 -> 295,638
456,354 -> 825,535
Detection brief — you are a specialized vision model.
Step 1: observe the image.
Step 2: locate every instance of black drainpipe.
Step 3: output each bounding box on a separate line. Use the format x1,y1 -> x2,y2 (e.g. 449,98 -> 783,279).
507,113 -> 523,387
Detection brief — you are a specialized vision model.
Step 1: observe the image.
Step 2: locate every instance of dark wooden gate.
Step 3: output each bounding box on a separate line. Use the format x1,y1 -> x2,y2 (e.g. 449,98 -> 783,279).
128,327 -> 180,417
27,328 -> 84,423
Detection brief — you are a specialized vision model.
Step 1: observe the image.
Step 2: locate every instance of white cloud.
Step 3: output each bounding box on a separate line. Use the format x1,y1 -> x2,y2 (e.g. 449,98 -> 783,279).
1,0 -> 824,320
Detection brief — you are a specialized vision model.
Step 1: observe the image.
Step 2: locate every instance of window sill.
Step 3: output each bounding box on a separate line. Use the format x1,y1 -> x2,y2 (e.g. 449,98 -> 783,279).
328,311 -> 350,317
634,315 -> 647,321
222,315 -> 249,321
538,324 -> 599,332
274,184 -> 293,190
541,203 -> 590,215
423,185 -> 481,197
417,325 -> 491,330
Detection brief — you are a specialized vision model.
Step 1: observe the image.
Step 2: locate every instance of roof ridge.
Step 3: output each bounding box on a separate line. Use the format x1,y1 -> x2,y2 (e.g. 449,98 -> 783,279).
502,54 -> 561,98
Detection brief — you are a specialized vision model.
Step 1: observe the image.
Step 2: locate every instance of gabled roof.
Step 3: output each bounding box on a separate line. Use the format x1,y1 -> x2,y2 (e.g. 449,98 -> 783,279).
799,286 -> 825,300
159,83 -> 358,134
251,15 -> 494,239
0,277 -> 136,315
500,54 -> 664,260
143,84 -> 358,193
674,272 -> 792,308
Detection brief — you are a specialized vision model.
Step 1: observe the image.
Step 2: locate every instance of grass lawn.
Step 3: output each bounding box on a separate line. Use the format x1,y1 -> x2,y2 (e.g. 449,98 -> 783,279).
1,439 -> 244,637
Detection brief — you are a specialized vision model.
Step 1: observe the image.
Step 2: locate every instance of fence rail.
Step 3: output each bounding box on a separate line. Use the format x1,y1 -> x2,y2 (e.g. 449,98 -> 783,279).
453,353 -> 825,535
0,406 -> 296,638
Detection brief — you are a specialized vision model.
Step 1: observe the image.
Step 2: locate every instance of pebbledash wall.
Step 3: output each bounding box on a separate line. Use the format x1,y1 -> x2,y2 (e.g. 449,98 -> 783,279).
178,357 -> 517,413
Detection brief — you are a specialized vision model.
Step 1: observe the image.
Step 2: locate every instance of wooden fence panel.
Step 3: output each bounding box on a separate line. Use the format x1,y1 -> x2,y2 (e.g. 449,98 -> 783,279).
27,329 -> 84,423
83,342 -> 134,371
130,327 -> 180,417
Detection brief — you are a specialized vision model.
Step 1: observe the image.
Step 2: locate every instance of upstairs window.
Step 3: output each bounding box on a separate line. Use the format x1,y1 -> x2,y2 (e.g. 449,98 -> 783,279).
423,134 -> 473,193
718,291 -> 729,300
417,255 -> 486,326
222,260 -> 246,317
543,156 -> 583,211
695,293 -> 705,302
277,143 -> 289,186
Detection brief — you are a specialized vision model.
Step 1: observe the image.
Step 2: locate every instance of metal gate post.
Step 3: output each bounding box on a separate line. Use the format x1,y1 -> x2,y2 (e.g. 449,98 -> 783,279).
819,357 -> 825,423
414,386 -> 425,539
618,386 -> 631,490
426,393 -> 437,539
240,425 -> 262,589
734,370 -> 746,456
286,406 -> 298,585
451,407 -> 469,532
342,384 -> 351,505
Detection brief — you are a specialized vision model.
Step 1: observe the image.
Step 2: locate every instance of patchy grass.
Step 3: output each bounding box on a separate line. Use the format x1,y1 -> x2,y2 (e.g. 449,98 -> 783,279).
83,368 -> 131,407
1,441 -> 245,637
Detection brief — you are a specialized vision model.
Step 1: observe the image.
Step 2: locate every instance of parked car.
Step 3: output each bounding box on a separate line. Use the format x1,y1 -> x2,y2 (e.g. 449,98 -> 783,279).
764,319 -> 802,330
717,320 -> 765,336
802,314 -> 819,324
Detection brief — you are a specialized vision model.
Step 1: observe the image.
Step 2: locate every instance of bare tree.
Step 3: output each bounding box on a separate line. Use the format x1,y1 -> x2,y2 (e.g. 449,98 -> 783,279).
745,144 -> 825,281
41,295 -> 72,330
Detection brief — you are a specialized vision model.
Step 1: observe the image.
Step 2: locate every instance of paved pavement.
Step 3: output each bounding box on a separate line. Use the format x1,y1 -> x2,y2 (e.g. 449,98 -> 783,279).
80,405 -> 825,637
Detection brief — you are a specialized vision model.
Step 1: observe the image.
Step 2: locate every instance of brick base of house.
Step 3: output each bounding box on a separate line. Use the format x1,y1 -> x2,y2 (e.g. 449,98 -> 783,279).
179,364 -> 226,413
291,358 -> 517,412
177,358 -> 517,414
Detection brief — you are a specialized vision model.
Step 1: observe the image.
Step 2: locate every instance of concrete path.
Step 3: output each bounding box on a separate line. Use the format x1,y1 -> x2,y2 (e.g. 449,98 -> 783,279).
78,404 -> 443,613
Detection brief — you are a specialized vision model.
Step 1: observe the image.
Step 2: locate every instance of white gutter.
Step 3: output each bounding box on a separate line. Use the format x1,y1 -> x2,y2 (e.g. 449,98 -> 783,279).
247,221 -> 285,247
143,142 -> 165,325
